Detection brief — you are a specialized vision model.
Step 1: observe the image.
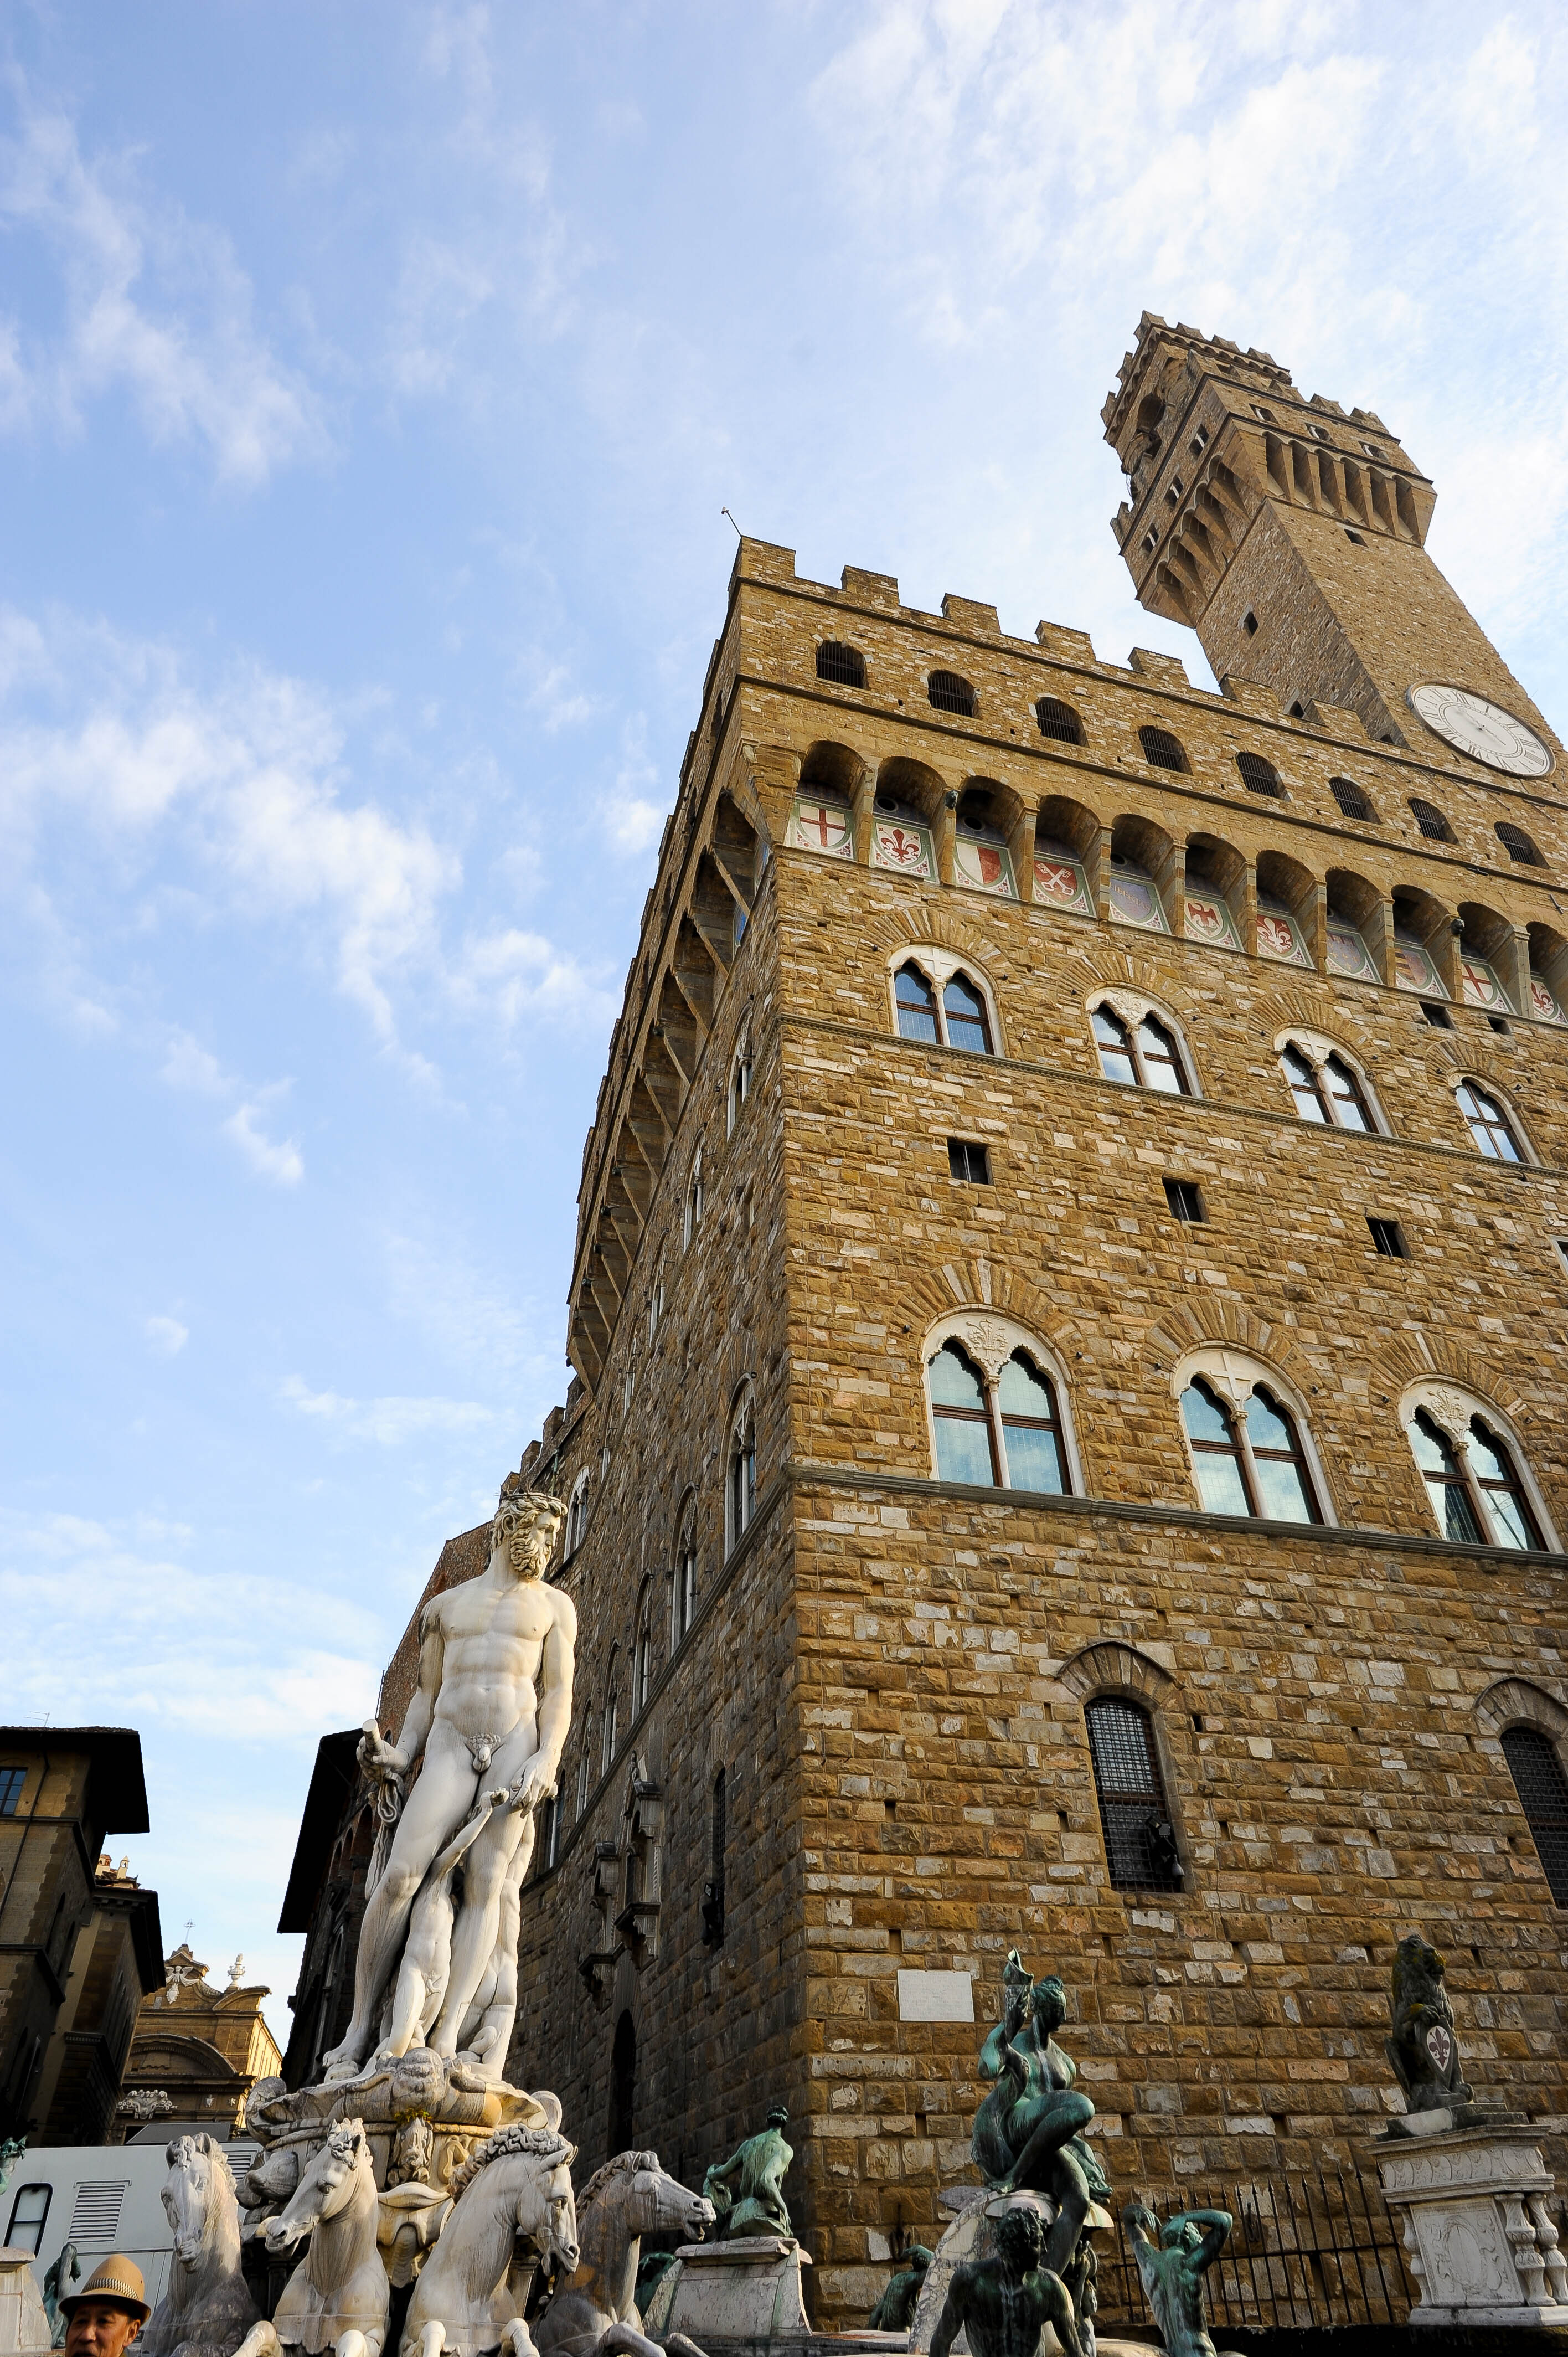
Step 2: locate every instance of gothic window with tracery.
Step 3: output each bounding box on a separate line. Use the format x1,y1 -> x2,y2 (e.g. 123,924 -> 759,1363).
1406,1402 -> 1543,1550
1456,1081 -> 1524,1161
1180,1377 -> 1319,1522
1279,1042 -> 1374,1130
927,1339 -> 1070,1494
894,960 -> 994,1054
1092,1005 -> 1187,1094
726,1393 -> 757,1553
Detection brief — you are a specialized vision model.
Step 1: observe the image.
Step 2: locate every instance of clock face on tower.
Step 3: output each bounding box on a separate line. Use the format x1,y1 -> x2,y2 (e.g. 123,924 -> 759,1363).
1407,683 -> 1554,777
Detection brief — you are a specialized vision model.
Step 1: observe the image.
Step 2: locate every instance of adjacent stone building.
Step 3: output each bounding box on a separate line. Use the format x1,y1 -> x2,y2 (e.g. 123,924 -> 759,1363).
0,1728 -> 164,2145
309,318 -> 1568,2325
116,1943 -> 282,2140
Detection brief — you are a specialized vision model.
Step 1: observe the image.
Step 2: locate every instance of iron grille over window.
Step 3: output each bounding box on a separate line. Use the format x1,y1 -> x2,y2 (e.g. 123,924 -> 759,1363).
1236,751 -> 1283,796
1035,697 -> 1084,745
1329,776 -> 1375,821
1409,797 -> 1455,842
1139,726 -> 1187,772
928,670 -> 977,717
816,641 -> 866,688
1085,1698 -> 1182,1891
1497,821 -> 1544,866
1502,1727 -> 1568,1905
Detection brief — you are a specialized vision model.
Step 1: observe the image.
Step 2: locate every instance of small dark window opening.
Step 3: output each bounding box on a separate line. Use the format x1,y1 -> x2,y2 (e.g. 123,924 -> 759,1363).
1242,611 -> 1259,636
1329,776 -> 1375,821
1164,1177 -> 1204,1223
929,670 -> 977,717
1139,725 -> 1188,772
1502,1727 -> 1568,1906
702,1767 -> 726,1945
1368,1217 -> 1406,1259
1409,797 -> 1456,843
1236,750 -> 1283,796
948,1138 -> 992,1185
1345,528 -> 1366,545
1035,697 -> 1084,745
607,2010 -> 636,2158
1085,1697 -> 1183,1891
816,641 -> 866,688
1490,1016 -> 1512,1037
1288,701 -> 1306,719
1421,1002 -> 1452,1030
1189,426 -> 1209,456
1497,821 -> 1545,866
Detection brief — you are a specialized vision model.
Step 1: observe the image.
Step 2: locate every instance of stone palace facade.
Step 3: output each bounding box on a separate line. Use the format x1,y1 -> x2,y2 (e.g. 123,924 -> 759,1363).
288,316 -> 1568,2328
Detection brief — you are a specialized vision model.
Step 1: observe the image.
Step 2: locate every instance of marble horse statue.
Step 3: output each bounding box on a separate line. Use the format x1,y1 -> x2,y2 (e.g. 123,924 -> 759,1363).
141,2135 -> 259,2357
533,2149 -> 714,2357
399,2124 -> 580,2357
234,2121 -> 389,2357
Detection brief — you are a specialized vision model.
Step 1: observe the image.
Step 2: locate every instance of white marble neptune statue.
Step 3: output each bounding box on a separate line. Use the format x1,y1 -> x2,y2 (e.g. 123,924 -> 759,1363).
322,1481 -> 576,2084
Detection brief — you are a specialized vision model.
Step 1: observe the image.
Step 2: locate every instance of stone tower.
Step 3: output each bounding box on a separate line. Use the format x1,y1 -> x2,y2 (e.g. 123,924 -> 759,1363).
1103,312 -> 1560,775
300,319 -> 1568,2333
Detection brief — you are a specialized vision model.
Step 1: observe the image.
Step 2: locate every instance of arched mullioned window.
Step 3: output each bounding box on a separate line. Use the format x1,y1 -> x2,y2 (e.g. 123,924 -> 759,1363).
1401,1388 -> 1548,1550
683,1147 -> 705,1246
601,1664 -> 620,1775
728,1022 -> 753,1135
1092,1003 -> 1188,1094
1502,1727 -> 1568,1904
726,1391 -> 757,1555
1277,1037 -> 1375,1131
893,958 -> 995,1054
565,1470 -> 590,1558
925,1322 -> 1075,1494
1176,1358 -> 1324,1524
670,1498 -> 698,1647
576,1749 -> 591,1819
1084,1697 -> 1182,1892
816,641 -> 866,688
632,1589 -> 653,1714
1455,1080 -> 1525,1162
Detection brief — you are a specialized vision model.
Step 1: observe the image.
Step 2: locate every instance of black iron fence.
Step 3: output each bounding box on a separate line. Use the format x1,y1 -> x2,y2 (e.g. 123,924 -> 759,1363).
1095,2169 -> 1412,2335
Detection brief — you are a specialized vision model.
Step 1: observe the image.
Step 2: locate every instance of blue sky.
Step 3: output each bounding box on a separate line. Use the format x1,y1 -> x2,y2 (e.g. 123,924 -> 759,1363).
3,0 -> 1566,2040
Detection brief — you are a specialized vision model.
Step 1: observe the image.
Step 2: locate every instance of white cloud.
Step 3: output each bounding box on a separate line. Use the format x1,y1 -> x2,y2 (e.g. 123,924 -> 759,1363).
280,1372 -> 498,1446
0,1508 -> 380,1742
144,1314 -> 189,1356
225,1100 -> 305,1188
450,924 -> 611,1030
0,82 -> 327,485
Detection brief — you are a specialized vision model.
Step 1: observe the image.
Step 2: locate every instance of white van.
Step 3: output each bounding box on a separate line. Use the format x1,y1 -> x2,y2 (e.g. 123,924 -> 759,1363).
3,2126 -> 260,2315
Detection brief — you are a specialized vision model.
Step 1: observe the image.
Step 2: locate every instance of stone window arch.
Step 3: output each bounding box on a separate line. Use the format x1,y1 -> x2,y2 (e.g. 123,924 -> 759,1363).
725,1384 -> 757,1556
1055,1643 -> 1184,1895
1474,1682 -> 1568,1905
886,944 -> 1002,1056
816,641 -> 866,688
922,1311 -> 1081,1495
1088,990 -> 1200,1097
683,1144 -> 705,1248
1172,1346 -> 1334,1525
1272,1027 -> 1384,1134
564,1468 -> 591,1560
601,1654 -> 621,1775
632,1579 -> 654,1715
670,1491 -> 698,1648
1450,1074 -> 1532,1164
1399,1382 -> 1554,1551
727,1017 -> 754,1136
928,669 -> 977,718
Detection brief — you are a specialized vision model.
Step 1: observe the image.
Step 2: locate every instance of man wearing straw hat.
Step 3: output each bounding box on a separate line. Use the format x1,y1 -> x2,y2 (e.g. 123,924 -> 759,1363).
59,2256 -> 149,2357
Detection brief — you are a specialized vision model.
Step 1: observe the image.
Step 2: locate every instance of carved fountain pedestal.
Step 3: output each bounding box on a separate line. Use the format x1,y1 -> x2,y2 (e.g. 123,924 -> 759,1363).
1372,2124 -> 1568,2329
642,2235 -> 813,2348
